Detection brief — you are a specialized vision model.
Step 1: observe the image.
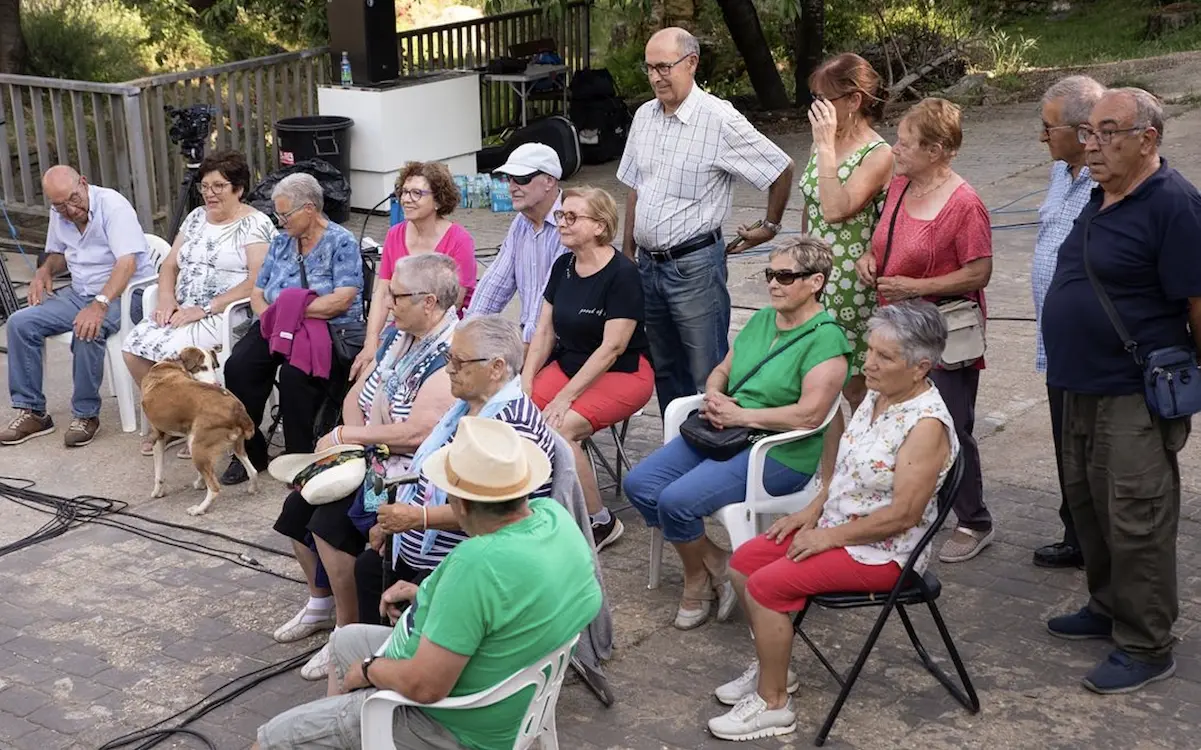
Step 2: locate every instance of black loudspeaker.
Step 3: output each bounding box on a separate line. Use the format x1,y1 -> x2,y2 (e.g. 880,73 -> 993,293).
327,0 -> 400,85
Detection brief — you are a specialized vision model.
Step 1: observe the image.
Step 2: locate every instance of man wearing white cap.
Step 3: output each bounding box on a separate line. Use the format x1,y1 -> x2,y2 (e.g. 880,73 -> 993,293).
465,143 -> 569,347
254,417 -> 602,750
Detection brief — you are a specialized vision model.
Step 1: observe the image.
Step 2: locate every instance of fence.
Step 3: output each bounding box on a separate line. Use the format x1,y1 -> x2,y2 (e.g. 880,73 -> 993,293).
0,3 -> 592,233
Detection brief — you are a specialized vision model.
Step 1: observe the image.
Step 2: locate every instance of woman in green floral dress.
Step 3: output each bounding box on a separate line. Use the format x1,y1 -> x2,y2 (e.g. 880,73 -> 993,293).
799,53 -> 894,416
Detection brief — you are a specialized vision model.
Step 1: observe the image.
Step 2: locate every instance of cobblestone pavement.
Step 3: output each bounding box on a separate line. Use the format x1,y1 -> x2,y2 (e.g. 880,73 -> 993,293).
4,59 -> 1201,749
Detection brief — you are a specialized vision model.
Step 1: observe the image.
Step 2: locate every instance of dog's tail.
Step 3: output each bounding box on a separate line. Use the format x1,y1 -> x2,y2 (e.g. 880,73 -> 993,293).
234,408 -> 256,443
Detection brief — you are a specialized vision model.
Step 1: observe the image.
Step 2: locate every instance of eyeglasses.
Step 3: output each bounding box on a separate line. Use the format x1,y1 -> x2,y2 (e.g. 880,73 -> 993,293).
50,179 -> 86,214
810,91 -> 850,102
508,172 -> 543,186
553,210 -> 598,226
389,290 -> 432,303
398,188 -> 432,201
764,268 -> 817,285
1077,125 -> 1144,145
199,181 -> 231,195
1041,123 -> 1075,137
274,203 -> 310,224
640,53 -> 693,78
445,355 -> 491,373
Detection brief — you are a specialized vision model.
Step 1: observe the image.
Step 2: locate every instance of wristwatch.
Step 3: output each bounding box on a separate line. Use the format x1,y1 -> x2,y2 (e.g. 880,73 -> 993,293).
201,302 -> 213,316
360,655 -> 380,687
762,219 -> 782,236
94,293 -> 111,308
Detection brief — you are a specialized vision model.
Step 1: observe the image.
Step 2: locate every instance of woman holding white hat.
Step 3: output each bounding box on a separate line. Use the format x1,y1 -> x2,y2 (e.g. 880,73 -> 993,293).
269,253 -> 460,680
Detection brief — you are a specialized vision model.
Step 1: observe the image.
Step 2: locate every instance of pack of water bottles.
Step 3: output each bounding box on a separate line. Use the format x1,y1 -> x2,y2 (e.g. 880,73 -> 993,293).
454,173 -> 514,213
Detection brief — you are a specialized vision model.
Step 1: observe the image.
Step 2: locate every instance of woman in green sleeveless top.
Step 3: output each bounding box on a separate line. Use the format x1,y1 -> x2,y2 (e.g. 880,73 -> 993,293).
799,53 -> 894,469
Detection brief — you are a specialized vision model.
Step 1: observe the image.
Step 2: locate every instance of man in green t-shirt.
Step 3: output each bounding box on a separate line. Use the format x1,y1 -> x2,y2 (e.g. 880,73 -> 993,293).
255,418 -> 602,750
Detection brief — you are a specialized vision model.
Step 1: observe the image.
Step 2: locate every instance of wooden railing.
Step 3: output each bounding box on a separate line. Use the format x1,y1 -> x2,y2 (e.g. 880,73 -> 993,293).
0,3 -> 592,232
397,0 -> 592,134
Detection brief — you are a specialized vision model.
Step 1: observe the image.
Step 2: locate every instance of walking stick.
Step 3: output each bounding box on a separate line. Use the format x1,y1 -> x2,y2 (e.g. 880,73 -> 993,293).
379,472 -> 418,622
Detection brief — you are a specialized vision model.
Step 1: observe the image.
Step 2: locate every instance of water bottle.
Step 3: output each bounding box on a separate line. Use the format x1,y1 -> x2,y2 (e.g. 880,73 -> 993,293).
340,52 -> 353,88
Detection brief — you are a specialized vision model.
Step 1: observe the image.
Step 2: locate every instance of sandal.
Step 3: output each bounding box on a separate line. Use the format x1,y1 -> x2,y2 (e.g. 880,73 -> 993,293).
703,554 -> 738,622
177,443 -> 192,460
141,435 -> 185,456
676,575 -> 716,630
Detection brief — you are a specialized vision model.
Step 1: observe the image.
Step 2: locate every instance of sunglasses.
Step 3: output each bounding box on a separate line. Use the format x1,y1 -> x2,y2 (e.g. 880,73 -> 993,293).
764,268 -> 817,285
508,171 -> 543,186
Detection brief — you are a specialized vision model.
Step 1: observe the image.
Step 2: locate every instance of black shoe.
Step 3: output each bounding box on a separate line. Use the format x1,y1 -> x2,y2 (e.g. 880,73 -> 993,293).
1082,649 -> 1175,694
1047,606 -> 1112,640
1033,541 -> 1084,568
570,655 -> 615,707
591,515 -> 624,552
221,457 -> 250,486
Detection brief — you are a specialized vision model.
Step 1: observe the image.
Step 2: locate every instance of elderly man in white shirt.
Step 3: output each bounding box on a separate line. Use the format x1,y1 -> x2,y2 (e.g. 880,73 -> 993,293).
1030,75 -> 1104,570
618,27 -> 795,414
1,166 -> 151,448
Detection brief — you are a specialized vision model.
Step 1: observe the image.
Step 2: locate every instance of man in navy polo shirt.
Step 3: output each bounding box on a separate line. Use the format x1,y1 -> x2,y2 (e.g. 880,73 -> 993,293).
1042,88 -> 1201,694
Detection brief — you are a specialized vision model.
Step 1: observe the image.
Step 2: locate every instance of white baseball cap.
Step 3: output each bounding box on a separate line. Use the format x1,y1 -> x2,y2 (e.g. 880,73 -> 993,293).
493,142 -> 563,180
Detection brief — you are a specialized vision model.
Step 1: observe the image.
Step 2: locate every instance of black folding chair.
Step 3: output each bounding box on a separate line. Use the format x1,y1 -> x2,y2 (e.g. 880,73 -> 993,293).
791,454 -> 979,746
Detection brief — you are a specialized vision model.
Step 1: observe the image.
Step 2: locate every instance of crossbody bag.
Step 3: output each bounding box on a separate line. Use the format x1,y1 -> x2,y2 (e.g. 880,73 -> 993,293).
879,180 -> 986,369
679,320 -> 833,461
1082,219 -> 1201,419
296,242 -> 366,364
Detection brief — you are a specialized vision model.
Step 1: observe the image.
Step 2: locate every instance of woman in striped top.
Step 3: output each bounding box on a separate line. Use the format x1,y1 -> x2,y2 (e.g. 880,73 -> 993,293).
360,314 -> 557,627
271,254 -> 461,681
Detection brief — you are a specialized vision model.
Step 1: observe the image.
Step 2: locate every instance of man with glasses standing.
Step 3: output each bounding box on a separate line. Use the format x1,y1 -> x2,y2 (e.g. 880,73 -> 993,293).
1043,88 -> 1201,693
466,143 -> 568,351
1,165 -> 151,448
618,27 -> 794,414
1029,75 -> 1104,570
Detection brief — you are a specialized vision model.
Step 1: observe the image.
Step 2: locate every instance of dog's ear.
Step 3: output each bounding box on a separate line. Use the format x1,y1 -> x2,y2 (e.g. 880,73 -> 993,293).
178,347 -> 205,374
207,348 -> 222,369
211,343 -> 223,354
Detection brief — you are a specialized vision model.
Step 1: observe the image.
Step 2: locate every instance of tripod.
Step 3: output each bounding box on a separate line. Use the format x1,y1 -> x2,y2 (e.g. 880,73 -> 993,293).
165,147 -> 205,243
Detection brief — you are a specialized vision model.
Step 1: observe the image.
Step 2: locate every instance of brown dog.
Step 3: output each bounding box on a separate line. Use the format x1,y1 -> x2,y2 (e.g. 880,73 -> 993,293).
142,346 -> 258,515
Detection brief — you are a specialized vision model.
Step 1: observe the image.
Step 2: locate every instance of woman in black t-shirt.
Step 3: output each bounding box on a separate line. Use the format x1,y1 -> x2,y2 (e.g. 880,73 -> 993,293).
522,186 -> 654,551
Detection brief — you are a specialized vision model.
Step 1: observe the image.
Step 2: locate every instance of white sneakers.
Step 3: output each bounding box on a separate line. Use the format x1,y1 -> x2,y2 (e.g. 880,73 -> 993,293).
714,660 -> 799,705
708,693 -> 797,741
675,580 -> 739,630
300,641 -> 332,681
273,603 -> 337,643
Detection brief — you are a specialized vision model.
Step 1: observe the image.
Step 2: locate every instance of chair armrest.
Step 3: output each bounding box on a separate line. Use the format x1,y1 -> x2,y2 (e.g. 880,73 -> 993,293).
120,275 -> 157,334
220,297 -> 253,359
662,394 -> 704,445
143,284 -> 159,318
744,395 -> 843,511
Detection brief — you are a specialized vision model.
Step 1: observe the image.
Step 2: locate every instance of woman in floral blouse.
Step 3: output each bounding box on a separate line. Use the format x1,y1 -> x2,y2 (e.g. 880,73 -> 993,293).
706,300 -> 960,742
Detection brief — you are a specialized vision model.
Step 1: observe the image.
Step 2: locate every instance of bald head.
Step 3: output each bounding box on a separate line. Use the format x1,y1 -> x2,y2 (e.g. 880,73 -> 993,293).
1102,87 -> 1164,145
645,27 -> 699,112
648,27 -> 699,60
43,165 -> 80,196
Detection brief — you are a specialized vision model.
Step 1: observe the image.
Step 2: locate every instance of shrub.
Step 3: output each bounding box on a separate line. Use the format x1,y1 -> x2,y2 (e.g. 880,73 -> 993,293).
22,0 -> 157,82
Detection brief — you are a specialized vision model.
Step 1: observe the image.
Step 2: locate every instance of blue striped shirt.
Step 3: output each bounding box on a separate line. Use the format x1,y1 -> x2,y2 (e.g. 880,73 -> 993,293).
393,395 -> 556,570
465,194 -> 569,342
1033,162 -> 1095,372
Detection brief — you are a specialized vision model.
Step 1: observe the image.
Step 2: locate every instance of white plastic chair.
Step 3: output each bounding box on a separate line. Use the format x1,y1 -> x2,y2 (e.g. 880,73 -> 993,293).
647,394 -> 844,589
360,634 -> 579,750
43,233 -> 169,433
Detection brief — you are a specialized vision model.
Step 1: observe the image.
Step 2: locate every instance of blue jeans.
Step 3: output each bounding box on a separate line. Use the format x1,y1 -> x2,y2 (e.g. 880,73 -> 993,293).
639,239 -> 731,414
7,288 -> 127,419
623,436 -> 812,543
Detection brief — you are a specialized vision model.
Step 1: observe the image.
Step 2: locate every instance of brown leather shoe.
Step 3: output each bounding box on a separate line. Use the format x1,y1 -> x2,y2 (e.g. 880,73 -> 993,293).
0,410 -> 55,445
63,416 -> 99,447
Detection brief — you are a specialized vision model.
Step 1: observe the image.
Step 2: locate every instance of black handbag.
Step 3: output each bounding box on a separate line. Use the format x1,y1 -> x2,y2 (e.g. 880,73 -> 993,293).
296,243 -> 365,365
1083,220 -> 1201,420
679,321 -> 832,461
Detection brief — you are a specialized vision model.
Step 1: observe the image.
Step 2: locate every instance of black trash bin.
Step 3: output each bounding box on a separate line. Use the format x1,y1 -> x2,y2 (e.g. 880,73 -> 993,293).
275,115 -> 354,222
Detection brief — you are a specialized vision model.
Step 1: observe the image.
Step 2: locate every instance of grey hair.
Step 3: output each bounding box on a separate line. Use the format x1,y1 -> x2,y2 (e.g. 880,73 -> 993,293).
1042,75 -> 1105,126
769,236 -> 834,301
271,173 -> 324,213
456,315 -> 524,378
1110,87 -> 1165,145
673,28 -> 700,59
391,253 -> 460,312
867,300 -> 947,367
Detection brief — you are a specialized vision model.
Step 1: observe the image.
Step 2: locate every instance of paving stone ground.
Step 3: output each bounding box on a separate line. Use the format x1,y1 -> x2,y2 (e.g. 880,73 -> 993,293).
5,55 -> 1201,750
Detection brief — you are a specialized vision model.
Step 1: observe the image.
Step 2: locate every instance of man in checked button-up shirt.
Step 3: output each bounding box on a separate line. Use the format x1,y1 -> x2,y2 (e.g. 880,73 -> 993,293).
617,27 -> 794,413
1030,75 -> 1103,570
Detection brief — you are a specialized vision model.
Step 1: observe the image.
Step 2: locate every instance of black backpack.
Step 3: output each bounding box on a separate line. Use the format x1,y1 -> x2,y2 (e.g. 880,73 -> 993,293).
569,68 -> 632,165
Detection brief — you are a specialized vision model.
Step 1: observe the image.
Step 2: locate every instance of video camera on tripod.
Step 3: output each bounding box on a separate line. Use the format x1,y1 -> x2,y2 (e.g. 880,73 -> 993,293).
164,104 -> 217,240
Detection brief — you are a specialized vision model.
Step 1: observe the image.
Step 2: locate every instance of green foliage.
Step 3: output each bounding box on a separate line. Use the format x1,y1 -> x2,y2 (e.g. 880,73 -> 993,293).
125,0 -> 216,70
22,0 -> 157,82
982,27 -> 1037,75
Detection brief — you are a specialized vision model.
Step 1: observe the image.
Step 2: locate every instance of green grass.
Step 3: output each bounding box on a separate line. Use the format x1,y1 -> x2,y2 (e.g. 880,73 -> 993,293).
1000,0 -> 1201,67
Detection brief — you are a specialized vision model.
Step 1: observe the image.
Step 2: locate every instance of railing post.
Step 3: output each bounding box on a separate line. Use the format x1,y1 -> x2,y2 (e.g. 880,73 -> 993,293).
122,89 -> 154,231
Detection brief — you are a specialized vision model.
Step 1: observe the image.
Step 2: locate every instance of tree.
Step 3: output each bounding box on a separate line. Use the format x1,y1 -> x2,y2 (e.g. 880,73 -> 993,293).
794,0 -> 824,106
0,0 -> 26,74
712,0 -> 790,110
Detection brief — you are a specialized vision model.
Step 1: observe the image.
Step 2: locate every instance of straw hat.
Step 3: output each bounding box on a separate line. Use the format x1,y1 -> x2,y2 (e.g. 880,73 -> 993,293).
422,417 -> 550,502
268,444 -> 367,505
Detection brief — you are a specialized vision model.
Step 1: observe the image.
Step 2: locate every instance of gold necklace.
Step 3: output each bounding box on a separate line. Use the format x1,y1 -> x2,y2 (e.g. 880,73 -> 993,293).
910,173 -> 952,199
